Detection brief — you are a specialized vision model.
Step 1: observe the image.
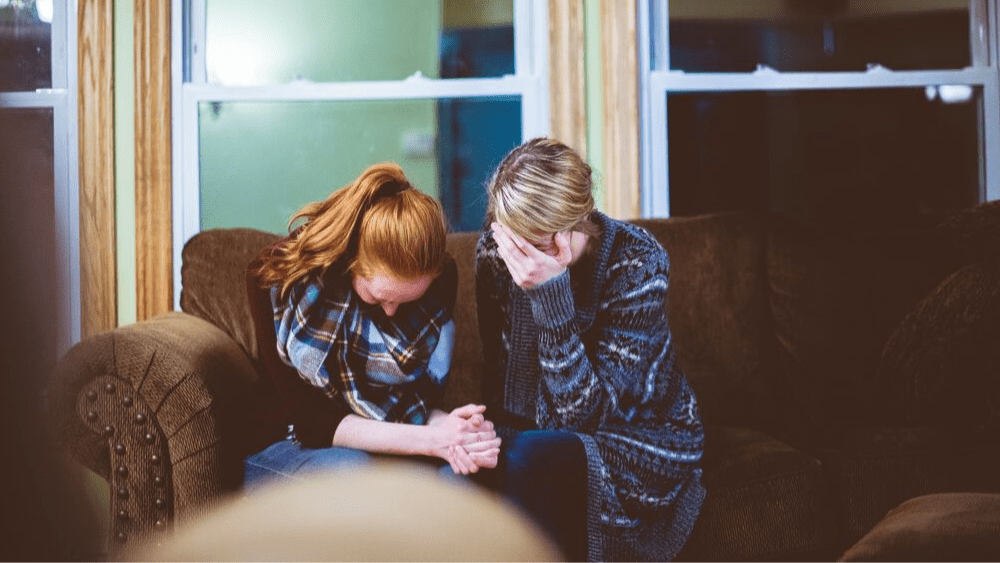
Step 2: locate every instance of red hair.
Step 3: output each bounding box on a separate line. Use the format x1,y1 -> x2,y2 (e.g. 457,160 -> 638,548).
257,163 -> 447,298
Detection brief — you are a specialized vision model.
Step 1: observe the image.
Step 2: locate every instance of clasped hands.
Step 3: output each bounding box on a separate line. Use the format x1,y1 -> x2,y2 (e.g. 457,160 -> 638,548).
428,404 -> 501,475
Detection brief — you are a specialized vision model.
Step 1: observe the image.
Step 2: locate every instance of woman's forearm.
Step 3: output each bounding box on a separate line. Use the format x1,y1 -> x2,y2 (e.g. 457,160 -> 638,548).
331,414 -> 435,456
330,408 -> 500,475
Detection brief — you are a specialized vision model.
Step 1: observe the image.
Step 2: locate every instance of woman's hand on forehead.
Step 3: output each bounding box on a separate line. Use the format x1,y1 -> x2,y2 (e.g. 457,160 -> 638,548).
490,222 -> 572,289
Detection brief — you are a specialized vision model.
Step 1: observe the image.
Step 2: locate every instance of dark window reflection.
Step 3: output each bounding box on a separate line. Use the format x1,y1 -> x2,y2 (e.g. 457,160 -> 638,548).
670,6 -> 970,72
0,2 -> 52,91
667,88 -> 981,229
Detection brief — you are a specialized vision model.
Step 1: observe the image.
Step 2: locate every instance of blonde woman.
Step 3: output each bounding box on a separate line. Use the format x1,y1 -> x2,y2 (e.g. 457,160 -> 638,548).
475,138 -> 705,561
245,163 -> 500,489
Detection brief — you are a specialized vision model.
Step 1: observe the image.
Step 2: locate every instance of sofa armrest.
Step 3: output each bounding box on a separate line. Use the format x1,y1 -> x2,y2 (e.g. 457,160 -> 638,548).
46,312 -> 261,557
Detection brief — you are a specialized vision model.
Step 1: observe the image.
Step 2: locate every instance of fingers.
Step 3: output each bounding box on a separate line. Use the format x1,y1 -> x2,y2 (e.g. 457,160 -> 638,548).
468,413 -> 485,428
451,444 -> 479,474
491,222 -> 569,289
446,448 -> 463,475
553,231 -> 573,267
458,430 -> 497,446
491,226 -> 528,283
468,448 -> 500,469
462,437 -> 502,453
450,403 -> 486,419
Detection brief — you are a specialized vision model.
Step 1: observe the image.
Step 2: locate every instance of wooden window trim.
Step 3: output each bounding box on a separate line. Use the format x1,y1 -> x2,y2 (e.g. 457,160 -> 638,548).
549,0 -> 588,158
78,0 -> 116,338
135,0 -> 172,321
601,0 -> 640,219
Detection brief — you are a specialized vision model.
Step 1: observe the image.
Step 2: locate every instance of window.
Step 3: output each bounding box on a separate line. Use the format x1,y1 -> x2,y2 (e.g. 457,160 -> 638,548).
173,0 -> 548,305
640,0 -> 1000,228
0,0 -> 79,359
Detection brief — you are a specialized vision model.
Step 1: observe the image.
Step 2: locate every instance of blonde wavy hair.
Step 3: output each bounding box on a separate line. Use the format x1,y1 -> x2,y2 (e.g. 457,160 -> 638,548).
258,163 -> 447,299
486,137 -> 599,241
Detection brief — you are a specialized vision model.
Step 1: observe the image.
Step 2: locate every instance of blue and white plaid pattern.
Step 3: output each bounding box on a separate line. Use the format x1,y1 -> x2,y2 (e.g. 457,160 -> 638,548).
272,269 -> 454,425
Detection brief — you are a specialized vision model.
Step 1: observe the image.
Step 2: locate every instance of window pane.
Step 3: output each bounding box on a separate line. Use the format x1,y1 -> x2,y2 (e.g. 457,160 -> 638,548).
669,1 -> 971,72
198,97 -> 521,233
666,88 -> 982,228
205,0 -> 514,85
0,0 -> 52,91
0,108 -> 57,384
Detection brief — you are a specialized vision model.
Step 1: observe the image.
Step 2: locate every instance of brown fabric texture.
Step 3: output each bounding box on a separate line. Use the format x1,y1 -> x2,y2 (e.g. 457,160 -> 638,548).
942,199 -> 1000,263
766,215 -> 960,439
818,425 -> 1000,547
47,313 -> 263,558
839,493 -> 1000,562
677,426 -> 838,561
875,259 -> 1000,427
442,231 -> 485,409
181,228 -> 281,362
634,212 -> 777,430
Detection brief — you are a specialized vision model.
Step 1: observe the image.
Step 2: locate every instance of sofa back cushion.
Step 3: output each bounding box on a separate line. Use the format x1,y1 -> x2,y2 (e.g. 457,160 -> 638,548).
442,231 -> 485,408
634,212 -> 777,428
766,215 -> 961,437
181,228 -> 281,362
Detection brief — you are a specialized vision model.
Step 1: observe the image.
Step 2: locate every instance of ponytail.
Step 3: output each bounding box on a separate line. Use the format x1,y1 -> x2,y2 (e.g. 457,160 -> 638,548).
257,163 -> 447,299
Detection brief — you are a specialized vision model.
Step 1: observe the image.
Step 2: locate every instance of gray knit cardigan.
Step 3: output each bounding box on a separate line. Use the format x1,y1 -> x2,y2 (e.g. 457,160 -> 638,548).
475,211 -> 706,562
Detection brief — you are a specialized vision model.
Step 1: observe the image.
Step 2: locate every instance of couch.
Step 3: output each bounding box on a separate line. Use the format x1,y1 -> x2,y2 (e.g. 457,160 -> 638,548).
46,206 -> 1000,560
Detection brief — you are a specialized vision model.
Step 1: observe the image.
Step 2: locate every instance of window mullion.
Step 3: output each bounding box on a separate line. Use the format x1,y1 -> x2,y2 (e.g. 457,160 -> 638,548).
651,68 -> 993,92
190,0 -> 207,84
984,0 -> 1000,201
181,76 -> 533,102
972,0 -> 990,67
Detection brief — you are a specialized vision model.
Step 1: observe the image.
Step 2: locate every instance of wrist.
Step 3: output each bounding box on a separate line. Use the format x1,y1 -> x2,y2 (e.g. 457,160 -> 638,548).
417,424 -> 440,458
526,271 -> 575,328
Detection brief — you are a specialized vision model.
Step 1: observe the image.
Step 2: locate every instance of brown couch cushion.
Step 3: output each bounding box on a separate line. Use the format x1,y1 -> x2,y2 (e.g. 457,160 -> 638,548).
676,426 -> 838,561
767,216 -> 960,436
634,212 -> 776,429
818,425 -> 1000,547
443,231 -> 485,409
874,259 -> 1000,427
838,493 -> 1000,562
181,228 -> 282,362
942,199 -> 1000,264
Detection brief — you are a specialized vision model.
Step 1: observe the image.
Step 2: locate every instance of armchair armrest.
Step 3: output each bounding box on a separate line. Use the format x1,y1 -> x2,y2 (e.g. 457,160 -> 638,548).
46,312 -> 262,557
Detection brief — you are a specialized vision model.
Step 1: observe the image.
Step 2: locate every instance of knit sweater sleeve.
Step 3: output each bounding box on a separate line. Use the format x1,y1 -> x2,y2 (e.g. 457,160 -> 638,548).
526,240 -> 671,433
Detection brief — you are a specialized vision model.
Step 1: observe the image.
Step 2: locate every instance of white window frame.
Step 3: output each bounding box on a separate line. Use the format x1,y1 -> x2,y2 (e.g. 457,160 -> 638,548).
0,0 -> 81,356
171,0 -> 549,307
639,0 -> 1000,218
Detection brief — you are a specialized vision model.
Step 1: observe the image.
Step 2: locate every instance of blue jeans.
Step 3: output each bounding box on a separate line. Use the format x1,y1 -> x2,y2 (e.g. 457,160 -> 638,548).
243,437 -> 459,495
473,430 -> 588,561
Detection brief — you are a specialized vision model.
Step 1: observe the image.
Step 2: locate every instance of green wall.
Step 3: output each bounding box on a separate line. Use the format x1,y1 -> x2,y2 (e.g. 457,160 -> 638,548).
115,0 -> 136,327
199,0 -> 442,234
584,0 -> 605,211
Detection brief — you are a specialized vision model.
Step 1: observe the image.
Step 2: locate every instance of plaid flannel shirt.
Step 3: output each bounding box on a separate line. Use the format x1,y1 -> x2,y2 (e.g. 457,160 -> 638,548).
272,263 -> 456,426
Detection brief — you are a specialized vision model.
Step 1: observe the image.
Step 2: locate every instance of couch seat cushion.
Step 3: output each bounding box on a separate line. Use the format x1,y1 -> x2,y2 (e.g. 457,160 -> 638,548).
676,426 -> 837,561
816,425 -> 1000,548
838,493 -> 1000,562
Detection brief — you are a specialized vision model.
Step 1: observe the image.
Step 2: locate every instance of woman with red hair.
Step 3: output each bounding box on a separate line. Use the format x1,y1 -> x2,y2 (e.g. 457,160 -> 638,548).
245,163 -> 499,488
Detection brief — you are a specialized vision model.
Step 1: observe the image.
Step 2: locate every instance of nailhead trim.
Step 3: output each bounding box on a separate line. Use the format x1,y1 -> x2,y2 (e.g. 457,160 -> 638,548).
76,376 -> 174,553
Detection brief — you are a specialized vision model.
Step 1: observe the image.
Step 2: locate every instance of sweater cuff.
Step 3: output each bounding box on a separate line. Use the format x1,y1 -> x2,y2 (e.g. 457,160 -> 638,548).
526,270 -> 576,328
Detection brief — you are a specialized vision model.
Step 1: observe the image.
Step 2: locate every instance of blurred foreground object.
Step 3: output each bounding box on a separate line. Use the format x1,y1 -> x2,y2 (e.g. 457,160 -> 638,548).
135,461 -> 562,562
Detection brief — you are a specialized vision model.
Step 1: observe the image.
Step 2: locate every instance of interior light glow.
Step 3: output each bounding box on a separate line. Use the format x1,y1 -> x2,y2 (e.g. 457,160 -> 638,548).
938,84 -> 973,104
37,0 -> 53,23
